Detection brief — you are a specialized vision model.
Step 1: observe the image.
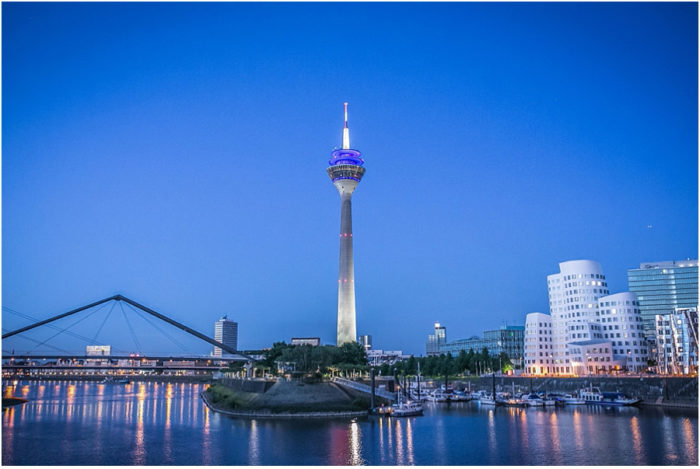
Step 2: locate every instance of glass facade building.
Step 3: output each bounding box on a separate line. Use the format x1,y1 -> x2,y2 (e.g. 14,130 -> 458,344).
627,260 -> 698,337
437,325 -> 525,367
425,323 -> 446,356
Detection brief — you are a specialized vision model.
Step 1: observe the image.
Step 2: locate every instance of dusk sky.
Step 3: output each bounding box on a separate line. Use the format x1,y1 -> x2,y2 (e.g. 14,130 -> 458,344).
2,2 -> 697,357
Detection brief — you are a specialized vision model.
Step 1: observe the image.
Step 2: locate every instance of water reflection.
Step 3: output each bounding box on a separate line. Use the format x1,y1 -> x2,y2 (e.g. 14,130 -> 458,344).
2,381 -> 698,466
548,411 -> 562,465
487,409 -> 496,458
349,420 -> 363,465
248,419 -> 260,465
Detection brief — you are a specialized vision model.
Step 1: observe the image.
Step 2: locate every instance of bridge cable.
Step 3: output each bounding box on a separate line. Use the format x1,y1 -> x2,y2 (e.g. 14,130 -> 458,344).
2,327 -> 72,354
91,300 -> 117,344
3,305 -> 112,348
122,301 -> 188,354
28,302 -> 109,354
118,300 -> 142,355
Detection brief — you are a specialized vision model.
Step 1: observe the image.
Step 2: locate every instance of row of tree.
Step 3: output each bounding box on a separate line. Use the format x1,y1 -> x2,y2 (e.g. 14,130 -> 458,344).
375,348 -> 513,378
244,341 -> 512,379
256,341 -> 368,376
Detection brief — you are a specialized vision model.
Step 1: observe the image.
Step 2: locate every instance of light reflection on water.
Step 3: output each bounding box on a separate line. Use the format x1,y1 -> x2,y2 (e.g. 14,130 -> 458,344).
1,380 -> 698,466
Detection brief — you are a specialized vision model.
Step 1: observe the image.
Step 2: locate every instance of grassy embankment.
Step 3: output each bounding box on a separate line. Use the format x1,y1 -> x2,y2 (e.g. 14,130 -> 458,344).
205,381 -> 371,413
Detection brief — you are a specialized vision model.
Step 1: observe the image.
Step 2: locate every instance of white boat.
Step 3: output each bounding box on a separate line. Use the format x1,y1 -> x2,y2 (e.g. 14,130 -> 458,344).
391,400 -> 423,417
523,393 -> 545,407
580,387 -> 641,406
390,391 -> 423,417
562,393 -> 586,405
479,395 -> 497,405
452,390 -> 471,401
426,389 -> 451,402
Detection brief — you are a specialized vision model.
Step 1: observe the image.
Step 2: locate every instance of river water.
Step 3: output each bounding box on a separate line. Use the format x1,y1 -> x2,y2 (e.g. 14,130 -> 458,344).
2,380 -> 697,465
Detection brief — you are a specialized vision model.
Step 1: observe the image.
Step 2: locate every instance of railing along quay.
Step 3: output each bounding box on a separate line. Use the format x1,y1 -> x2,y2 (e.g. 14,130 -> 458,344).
332,377 -> 396,401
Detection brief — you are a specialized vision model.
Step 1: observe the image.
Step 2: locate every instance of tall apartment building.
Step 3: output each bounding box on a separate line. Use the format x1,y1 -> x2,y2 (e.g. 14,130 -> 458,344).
627,259 -> 698,337
547,260 -> 610,374
213,316 -> 238,357
426,323 -> 446,356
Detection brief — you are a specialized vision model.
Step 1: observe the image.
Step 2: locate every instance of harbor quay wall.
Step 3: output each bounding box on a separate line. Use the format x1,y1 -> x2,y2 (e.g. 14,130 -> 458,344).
451,376 -> 697,406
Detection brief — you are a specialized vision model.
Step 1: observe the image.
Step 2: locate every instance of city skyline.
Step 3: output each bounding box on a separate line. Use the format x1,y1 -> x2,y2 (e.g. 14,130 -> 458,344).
2,2 -> 697,356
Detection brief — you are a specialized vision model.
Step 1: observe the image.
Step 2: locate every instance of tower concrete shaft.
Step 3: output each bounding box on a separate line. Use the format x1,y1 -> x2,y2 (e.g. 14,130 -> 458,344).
335,183 -> 358,345
327,103 -> 365,346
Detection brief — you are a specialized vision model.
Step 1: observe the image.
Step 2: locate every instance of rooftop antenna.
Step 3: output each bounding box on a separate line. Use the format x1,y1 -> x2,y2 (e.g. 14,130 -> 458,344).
342,102 -> 350,149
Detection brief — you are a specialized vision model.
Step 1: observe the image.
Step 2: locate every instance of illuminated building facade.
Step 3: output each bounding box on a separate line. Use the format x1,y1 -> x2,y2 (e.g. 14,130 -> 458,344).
327,103 -> 366,346
357,334 -> 372,350
627,259 -> 698,337
426,322 -> 447,356
547,260 -> 610,374
655,307 -> 698,375
213,316 -> 238,357
524,312 -> 553,375
596,292 -> 648,372
439,325 -> 524,366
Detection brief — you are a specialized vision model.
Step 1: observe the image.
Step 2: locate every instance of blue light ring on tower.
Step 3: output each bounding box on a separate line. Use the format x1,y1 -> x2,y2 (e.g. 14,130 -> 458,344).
329,148 -> 364,166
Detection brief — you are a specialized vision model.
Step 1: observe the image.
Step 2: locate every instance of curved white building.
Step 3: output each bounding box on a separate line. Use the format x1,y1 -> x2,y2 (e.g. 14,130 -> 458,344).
524,312 -> 553,375
596,292 -> 648,372
547,260 -> 610,374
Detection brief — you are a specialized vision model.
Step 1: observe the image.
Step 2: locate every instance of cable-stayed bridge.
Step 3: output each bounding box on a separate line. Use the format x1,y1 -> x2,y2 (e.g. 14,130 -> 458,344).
2,295 -> 256,378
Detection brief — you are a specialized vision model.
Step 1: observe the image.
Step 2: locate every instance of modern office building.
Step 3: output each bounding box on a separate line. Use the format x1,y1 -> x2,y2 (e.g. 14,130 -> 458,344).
426,322 -> 447,356
86,345 -> 111,356
327,103 -> 366,346
357,334 -> 372,351
546,260 -> 610,374
213,316 -> 238,357
655,307 -> 698,375
429,324 -> 524,367
484,325 -> 525,367
627,259 -> 698,337
524,312 -> 553,375
366,349 -> 410,366
290,337 -> 321,346
440,335 -> 484,356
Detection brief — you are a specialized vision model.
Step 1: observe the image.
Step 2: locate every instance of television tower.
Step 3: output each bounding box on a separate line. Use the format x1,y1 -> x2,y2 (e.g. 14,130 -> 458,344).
327,103 -> 366,345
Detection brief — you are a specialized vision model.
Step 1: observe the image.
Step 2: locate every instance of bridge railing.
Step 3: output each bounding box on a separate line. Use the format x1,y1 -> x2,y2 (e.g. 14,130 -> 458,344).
333,377 -> 396,401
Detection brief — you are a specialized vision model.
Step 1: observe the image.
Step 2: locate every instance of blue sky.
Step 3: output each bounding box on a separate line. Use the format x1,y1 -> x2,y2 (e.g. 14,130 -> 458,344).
2,2 -> 697,356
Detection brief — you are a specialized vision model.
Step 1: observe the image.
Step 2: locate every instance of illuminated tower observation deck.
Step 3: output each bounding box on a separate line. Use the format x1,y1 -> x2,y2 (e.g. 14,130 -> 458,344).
327,103 -> 366,345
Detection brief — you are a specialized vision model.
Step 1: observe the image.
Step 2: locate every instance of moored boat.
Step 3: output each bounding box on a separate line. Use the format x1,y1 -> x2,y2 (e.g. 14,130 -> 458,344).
391,400 -> 423,417
580,387 -> 641,406
523,393 -> 545,407
562,393 -> 586,405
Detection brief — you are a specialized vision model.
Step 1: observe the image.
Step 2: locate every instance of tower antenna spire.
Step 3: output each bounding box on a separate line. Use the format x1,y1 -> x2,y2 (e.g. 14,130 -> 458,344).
342,102 -> 350,149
